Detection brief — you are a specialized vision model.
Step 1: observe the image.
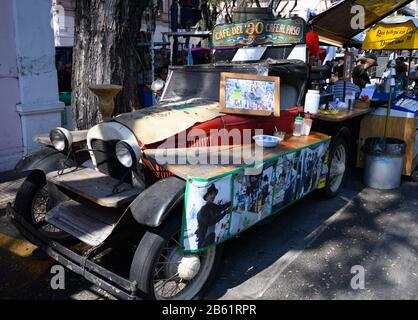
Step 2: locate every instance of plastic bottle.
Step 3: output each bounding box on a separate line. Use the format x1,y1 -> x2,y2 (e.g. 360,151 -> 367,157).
293,115 -> 304,137
304,90 -> 321,114
302,114 -> 313,136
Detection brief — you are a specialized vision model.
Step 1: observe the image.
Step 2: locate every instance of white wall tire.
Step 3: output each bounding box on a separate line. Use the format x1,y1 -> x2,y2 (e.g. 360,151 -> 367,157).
129,216 -> 222,300
323,137 -> 348,198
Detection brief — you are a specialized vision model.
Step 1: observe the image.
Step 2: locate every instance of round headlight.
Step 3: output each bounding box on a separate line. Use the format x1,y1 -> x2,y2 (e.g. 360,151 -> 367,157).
49,127 -> 72,151
115,141 -> 136,168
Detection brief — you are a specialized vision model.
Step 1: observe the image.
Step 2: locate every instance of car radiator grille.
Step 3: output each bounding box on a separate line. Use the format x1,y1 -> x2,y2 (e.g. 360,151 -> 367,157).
91,139 -> 132,184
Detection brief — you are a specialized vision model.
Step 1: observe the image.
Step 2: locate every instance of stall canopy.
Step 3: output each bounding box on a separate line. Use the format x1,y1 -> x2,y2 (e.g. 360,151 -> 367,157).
363,16 -> 418,50
310,0 -> 414,48
362,16 -> 418,136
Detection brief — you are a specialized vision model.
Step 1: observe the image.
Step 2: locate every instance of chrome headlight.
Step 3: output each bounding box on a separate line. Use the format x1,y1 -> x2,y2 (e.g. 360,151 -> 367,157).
49,127 -> 73,151
115,141 -> 138,168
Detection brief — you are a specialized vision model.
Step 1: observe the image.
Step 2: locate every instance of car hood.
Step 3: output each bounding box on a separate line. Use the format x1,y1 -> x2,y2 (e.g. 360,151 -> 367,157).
113,98 -> 222,146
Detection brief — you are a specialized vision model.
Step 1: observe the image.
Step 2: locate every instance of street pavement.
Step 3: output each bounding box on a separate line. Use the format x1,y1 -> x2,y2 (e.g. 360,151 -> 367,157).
1,169 -> 418,300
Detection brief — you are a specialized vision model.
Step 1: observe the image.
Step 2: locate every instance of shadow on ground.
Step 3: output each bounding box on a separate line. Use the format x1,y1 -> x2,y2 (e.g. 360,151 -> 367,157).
206,169 -> 418,300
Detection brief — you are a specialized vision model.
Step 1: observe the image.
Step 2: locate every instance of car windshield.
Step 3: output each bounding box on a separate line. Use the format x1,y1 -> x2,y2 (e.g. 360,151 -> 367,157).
161,66 -> 263,102
161,62 -> 308,109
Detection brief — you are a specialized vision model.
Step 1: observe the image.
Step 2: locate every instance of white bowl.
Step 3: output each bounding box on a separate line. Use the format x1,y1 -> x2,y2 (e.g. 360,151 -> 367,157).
253,135 -> 283,148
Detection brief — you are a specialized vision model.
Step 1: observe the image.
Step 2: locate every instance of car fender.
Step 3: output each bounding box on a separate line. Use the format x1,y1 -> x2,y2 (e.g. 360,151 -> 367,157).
15,146 -> 73,177
129,176 -> 186,228
332,126 -> 352,160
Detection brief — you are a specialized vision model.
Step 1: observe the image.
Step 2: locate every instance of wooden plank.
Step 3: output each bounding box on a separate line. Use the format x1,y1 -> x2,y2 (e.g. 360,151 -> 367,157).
33,134 -> 51,146
33,130 -> 88,146
311,108 -> 372,122
357,115 -> 417,176
47,167 -> 143,208
145,132 -> 330,180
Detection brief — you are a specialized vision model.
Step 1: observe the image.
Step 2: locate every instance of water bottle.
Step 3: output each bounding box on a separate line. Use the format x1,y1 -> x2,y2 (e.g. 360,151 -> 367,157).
293,115 -> 304,137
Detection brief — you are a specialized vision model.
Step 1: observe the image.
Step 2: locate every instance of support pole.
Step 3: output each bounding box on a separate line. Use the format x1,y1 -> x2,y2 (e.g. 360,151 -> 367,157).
384,85 -> 393,137
407,50 -> 413,96
343,48 -> 348,103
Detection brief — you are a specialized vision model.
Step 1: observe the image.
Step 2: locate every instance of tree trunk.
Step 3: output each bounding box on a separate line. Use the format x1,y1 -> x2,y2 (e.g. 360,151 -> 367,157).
72,0 -> 149,130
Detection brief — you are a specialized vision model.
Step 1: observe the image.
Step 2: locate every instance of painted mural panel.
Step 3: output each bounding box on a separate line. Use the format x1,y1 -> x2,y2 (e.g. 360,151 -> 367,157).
230,163 -> 275,235
182,140 -> 330,252
183,176 -> 232,251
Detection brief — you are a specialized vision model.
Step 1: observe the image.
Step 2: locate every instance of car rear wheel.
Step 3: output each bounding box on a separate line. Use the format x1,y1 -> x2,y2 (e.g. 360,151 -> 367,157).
411,156 -> 418,182
130,216 -> 221,300
323,137 -> 348,198
14,173 -> 70,241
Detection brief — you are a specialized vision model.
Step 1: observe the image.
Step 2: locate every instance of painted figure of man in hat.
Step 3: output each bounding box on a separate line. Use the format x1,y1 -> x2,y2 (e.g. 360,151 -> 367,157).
196,184 -> 231,248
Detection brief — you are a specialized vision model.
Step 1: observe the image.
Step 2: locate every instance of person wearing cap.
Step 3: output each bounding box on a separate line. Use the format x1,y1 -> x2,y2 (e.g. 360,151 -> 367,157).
352,53 -> 378,89
395,57 -> 408,90
327,64 -> 361,101
196,184 -> 231,248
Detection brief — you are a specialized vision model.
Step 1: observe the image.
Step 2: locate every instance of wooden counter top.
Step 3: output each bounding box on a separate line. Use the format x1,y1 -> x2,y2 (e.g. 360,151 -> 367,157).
311,108 -> 373,122
144,132 -> 331,181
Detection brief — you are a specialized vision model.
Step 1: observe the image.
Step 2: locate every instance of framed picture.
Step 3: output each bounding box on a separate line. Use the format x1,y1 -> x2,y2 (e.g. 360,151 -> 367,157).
219,72 -> 280,117
344,51 -> 354,82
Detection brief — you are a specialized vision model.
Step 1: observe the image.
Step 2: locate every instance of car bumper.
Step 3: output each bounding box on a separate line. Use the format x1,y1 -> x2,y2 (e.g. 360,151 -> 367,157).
6,204 -> 141,300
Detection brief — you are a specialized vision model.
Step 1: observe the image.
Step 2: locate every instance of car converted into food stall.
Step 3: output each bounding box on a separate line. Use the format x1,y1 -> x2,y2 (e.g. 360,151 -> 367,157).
7,0 -> 414,300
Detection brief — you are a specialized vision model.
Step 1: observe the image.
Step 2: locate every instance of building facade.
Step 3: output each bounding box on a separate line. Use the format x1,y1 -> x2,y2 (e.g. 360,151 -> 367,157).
0,0 -> 64,172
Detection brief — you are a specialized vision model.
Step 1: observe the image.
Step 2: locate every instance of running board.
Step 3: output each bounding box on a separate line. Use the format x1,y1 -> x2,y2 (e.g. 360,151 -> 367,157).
46,200 -> 122,246
47,167 -> 143,208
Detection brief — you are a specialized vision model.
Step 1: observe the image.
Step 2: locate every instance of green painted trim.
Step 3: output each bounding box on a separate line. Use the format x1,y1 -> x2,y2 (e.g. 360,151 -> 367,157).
268,161 -> 277,218
180,178 -> 191,250
226,174 -> 235,241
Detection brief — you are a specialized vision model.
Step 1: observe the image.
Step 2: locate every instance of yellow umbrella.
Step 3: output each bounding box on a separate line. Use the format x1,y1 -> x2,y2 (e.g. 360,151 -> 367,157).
363,16 -> 418,136
363,16 -> 418,50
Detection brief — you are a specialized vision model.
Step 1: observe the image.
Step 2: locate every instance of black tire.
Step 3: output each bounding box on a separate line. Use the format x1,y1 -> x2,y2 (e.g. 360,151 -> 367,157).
129,215 -> 222,300
323,137 -> 349,198
411,156 -> 418,182
14,172 -> 71,241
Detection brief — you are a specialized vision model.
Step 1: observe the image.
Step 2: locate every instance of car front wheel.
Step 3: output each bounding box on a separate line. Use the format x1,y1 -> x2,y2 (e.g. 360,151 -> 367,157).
14,172 -> 70,241
129,216 -> 221,300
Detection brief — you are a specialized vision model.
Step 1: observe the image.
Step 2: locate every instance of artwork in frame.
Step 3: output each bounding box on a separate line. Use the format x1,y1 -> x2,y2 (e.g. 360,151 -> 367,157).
219,72 -> 280,117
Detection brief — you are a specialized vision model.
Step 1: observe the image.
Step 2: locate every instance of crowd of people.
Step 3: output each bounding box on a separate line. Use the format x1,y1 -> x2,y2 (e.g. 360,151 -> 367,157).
325,51 -> 417,101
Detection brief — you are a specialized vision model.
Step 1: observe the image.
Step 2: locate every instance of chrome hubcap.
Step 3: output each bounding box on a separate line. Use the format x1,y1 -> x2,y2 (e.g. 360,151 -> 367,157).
153,233 -> 216,300
329,144 -> 346,193
164,249 -> 201,281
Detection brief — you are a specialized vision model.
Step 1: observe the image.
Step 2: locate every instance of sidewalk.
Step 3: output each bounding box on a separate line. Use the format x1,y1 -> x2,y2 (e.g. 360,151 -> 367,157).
0,171 -> 25,212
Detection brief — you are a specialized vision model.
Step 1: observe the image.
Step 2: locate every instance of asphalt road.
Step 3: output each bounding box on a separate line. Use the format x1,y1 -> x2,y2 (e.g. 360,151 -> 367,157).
1,169 -> 418,300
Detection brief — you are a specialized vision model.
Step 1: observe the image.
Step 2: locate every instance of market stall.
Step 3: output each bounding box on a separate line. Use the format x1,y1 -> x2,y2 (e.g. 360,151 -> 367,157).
357,16 -> 418,178
10,1 -> 418,300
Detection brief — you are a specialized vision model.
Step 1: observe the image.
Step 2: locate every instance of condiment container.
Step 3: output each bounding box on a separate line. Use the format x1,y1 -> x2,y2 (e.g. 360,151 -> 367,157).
293,115 -> 304,137
304,90 -> 320,114
302,115 -> 313,136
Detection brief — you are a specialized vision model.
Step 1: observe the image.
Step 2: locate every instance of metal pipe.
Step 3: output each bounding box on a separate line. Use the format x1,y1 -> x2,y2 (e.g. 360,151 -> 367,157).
289,0 -> 298,15
407,50 -> 413,96
277,1 -> 289,16
384,85 -> 393,137
274,0 -> 282,11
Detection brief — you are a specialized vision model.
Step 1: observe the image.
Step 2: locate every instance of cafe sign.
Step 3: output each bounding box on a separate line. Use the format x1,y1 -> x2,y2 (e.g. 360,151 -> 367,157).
212,17 -> 306,48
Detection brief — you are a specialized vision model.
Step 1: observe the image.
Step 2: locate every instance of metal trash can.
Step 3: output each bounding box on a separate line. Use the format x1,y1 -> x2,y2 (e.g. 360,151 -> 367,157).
362,137 -> 406,190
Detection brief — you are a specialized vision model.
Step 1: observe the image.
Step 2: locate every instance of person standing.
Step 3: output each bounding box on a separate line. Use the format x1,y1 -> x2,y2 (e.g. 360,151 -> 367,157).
352,53 -> 378,89
327,64 -> 361,101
